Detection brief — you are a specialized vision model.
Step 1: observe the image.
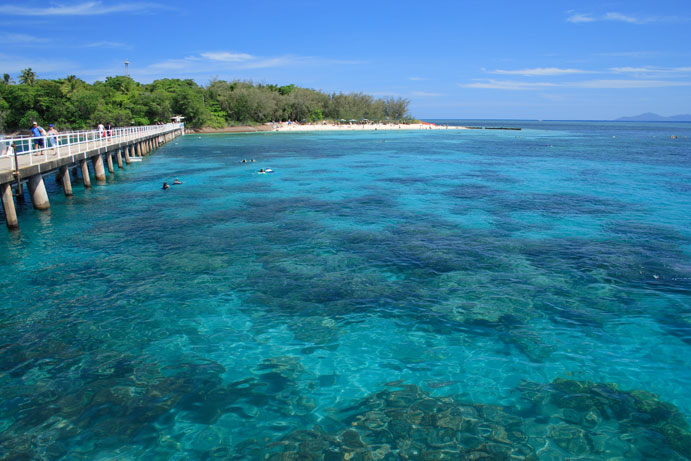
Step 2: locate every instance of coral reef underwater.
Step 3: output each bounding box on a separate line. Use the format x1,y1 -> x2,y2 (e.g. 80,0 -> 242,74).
249,378 -> 691,460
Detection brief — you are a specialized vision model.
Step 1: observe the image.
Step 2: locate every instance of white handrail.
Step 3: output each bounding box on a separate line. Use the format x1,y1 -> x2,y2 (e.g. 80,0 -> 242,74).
0,123 -> 183,168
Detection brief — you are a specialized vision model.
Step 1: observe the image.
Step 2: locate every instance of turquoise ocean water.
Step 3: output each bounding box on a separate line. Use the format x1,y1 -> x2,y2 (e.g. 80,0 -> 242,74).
1,120 -> 690,459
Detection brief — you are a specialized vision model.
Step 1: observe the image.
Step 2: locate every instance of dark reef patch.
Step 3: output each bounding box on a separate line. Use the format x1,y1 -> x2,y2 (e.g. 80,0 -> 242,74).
244,378 -> 691,460
466,168 -> 521,184
446,183 -> 503,200
494,192 -> 631,216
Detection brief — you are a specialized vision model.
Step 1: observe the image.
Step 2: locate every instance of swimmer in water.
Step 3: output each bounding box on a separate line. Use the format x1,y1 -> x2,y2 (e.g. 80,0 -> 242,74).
162,182 -> 170,190
173,178 -> 183,185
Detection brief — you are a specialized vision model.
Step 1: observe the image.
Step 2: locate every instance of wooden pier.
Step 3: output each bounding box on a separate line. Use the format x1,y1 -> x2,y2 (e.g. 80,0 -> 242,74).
0,123 -> 184,230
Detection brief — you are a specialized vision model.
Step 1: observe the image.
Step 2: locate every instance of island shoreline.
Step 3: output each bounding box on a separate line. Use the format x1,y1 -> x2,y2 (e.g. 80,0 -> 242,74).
190,122 -> 468,134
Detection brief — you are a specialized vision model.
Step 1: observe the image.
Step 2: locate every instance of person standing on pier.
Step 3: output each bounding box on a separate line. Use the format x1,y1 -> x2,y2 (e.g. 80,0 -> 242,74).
47,124 -> 59,147
98,122 -> 105,138
3,142 -> 16,157
31,121 -> 46,152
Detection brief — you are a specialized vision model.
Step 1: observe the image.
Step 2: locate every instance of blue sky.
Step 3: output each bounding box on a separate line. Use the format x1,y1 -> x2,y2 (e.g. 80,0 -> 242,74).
1,0 -> 690,120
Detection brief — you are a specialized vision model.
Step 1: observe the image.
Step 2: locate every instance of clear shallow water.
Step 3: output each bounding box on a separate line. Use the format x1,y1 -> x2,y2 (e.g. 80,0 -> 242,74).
1,121 -> 690,459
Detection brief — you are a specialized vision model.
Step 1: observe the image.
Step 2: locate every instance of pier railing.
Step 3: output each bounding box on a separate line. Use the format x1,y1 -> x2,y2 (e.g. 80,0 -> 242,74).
0,123 -> 183,171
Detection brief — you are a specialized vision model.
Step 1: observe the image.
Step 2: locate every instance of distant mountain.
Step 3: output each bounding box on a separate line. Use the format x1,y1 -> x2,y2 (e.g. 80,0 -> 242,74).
616,112 -> 691,122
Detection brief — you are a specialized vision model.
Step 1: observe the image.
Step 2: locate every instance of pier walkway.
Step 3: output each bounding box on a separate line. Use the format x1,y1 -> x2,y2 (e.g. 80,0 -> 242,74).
1,122 -> 184,230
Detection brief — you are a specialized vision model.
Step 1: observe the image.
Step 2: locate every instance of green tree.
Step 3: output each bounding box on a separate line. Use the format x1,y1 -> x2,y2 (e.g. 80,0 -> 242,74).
278,84 -> 296,96
0,73 -> 411,132
172,85 -> 209,128
35,80 -> 67,125
70,88 -> 102,129
19,68 -> 36,86
142,89 -> 173,123
3,84 -> 38,128
383,97 -> 410,120
60,75 -> 85,97
2,73 -> 14,85
19,109 -> 40,129
0,96 -> 9,131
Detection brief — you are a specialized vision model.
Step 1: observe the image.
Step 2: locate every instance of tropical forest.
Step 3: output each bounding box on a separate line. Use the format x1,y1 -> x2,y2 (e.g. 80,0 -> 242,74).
0,68 -> 411,133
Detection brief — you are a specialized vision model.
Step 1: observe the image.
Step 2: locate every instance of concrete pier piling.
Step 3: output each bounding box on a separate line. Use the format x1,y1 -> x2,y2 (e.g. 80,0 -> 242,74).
1,183 -> 18,229
124,145 -> 131,164
93,155 -> 106,181
106,153 -> 114,174
28,174 -> 50,210
80,159 -> 91,188
116,149 -> 123,168
59,166 -> 73,196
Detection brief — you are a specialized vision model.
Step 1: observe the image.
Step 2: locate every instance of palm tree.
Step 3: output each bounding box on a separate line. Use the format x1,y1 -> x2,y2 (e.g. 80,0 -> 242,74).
2,73 -> 14,85
62,74 -> 81,96
19,68 -> 36,85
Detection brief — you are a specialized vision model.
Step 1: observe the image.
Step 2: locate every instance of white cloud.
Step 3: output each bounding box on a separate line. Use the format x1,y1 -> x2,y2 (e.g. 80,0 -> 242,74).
0,46 -> 358,82
573,79 -> 691,89
566,10 -> 686,24
409,77 -> 428,81
137,51 -> 357,78
611,66 -> 691,74
459,80 -> 559,90
0,33 -> 48,44
0,1 -> 165,16
611,67 -> 654,73
566,13 -> 595,23
488,67 -> 594,76
242,56 -> 308,69
460,78 -> 691,90
0,53 -> 75,74
146,57 -> 200,71
200,52 -> 255,62
602,12 -> 640,23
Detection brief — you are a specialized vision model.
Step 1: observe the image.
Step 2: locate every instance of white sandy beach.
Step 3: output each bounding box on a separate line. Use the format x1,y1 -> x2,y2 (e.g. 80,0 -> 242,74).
271,122 -> 467,132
